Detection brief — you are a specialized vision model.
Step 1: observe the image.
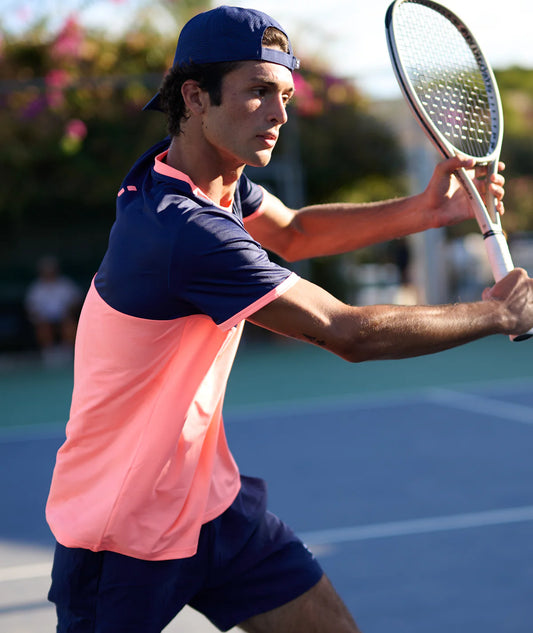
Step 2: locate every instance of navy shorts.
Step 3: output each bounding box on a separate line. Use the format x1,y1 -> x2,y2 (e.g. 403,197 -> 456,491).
48,475 -> 323,632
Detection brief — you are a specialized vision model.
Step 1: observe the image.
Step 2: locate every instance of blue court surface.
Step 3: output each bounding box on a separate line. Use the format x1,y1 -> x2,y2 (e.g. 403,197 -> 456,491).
1,334 -> 532,632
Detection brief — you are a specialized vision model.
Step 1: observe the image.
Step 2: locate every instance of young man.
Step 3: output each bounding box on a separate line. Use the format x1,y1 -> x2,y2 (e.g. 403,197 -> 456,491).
46,6 -> 533,633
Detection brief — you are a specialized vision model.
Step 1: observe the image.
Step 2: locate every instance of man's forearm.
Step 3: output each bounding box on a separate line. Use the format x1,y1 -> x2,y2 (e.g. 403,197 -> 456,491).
283,195 -> 430,261
332,301 -> 504,362
249,273 -> 533,363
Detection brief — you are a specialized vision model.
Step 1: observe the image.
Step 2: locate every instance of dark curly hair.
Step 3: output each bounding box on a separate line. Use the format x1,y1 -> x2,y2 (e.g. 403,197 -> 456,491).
158,26 -> 290,137
159,61 -> 243,136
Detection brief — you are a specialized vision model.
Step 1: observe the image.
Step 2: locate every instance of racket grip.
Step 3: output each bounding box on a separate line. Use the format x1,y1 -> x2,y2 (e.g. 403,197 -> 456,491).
483,232 -> 533,342
483,230 -> 514,282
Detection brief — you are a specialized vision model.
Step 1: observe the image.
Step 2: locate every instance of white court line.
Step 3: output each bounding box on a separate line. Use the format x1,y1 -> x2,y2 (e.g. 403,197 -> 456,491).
2,378 -> 533,441
0,394 -> 411,442
299,505 -> 533,547
426,388 -> 533,424
2,506 -> 533,582
0,423 -> 66,443
0,562 -> 52,583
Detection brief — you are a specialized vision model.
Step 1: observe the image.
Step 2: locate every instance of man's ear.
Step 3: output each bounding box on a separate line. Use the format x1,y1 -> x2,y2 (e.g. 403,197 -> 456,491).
181,80 -> 209,115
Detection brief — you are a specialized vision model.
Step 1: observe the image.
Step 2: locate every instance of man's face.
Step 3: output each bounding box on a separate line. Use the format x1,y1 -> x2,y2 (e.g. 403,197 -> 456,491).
200,60 -> 295,170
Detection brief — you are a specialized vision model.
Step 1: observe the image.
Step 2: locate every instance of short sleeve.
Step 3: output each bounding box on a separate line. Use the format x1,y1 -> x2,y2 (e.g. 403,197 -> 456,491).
169,207 -> 294,327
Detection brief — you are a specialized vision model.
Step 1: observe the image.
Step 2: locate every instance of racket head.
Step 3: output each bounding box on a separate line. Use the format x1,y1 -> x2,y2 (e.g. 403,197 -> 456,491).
385,0 -> 503,163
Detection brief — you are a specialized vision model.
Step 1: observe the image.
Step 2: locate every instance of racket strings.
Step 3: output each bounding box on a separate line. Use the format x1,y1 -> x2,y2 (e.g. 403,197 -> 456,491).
393,3 -> 494,157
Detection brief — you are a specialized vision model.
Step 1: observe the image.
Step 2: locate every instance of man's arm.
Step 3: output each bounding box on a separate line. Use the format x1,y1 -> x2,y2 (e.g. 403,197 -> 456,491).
246,156 -> 505,261
248,269 -> 533,362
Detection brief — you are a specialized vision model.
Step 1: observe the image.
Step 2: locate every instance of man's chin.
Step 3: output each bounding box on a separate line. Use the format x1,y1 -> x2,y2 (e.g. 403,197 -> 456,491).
247,151 -> 273,168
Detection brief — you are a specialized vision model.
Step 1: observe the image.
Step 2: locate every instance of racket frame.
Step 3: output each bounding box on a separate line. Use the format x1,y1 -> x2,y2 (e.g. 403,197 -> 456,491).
386,0 -> 532,340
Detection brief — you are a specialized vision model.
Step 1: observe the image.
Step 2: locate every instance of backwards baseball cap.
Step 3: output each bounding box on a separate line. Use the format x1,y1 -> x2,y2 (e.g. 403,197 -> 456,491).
143,5 -> 300,112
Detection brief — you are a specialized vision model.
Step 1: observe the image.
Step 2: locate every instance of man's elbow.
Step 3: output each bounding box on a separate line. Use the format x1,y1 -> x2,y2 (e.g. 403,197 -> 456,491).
326,319 -> 378,364
332,341 -> 376,364
273,221 -> 310,263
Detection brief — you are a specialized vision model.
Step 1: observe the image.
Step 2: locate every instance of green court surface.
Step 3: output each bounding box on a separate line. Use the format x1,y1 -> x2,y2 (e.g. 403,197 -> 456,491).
2,332 -> 532,432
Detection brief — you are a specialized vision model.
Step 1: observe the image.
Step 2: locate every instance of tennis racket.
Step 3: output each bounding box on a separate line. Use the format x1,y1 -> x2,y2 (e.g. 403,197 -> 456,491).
385,0 -> 532,341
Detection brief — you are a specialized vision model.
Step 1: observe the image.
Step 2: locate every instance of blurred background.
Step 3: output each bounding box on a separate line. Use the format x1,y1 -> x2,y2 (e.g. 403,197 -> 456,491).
0,0 -> 532,364
1,3 -> 532,631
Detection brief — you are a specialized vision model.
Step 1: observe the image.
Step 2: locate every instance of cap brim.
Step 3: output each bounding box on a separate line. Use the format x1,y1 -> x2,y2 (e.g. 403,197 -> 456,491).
143,93 -> 163,112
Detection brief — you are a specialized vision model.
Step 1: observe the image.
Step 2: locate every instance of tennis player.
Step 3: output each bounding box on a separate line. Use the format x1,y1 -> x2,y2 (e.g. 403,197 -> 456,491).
46,6 -> 533,633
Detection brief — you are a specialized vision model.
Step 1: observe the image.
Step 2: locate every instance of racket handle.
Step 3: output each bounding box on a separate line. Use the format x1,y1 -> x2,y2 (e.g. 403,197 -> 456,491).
483,230 -> 514,282
483,231 -> 533,341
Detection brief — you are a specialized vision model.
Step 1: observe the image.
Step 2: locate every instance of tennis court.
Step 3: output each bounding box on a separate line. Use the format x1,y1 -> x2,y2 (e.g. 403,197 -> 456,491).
1,333 -> 532,632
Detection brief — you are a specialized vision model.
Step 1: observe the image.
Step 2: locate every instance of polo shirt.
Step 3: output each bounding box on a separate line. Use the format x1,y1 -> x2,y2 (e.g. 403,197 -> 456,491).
46,138 -> 299,561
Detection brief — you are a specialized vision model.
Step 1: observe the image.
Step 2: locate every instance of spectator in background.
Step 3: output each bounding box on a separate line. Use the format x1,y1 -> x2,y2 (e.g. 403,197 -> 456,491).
25,256 -> 82,366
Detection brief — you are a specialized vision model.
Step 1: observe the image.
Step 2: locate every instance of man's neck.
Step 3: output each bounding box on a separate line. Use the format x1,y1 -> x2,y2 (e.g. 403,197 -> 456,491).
166,135 -> 244,209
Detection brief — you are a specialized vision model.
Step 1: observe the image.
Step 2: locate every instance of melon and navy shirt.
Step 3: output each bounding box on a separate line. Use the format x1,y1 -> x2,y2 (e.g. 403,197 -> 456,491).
46,138 -> 299,561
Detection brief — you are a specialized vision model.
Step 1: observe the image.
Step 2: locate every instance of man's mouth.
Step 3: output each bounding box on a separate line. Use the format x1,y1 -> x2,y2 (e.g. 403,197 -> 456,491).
257,132 -> 278,148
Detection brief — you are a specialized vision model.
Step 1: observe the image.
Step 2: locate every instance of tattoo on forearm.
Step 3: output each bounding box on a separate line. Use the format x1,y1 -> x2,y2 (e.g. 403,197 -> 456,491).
303,333 -> 327,347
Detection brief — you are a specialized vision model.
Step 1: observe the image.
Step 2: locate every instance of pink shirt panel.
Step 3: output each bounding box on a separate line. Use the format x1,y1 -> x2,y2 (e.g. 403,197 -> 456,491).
46,282 -> 242,560
46,273 -> 299,560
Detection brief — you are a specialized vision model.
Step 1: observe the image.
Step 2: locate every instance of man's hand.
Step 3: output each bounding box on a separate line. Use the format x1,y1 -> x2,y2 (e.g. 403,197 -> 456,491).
423,155 -> 506,229
482,268 -> 533,337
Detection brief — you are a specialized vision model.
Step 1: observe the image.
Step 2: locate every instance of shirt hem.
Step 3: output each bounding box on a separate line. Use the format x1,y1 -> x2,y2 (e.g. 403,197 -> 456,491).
48,481 -> 242,562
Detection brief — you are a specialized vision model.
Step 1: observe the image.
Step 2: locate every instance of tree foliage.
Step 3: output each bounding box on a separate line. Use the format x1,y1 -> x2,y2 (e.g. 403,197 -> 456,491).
290,70 -> 406,203
0,4 -> 531,294
0,7 -> 407,286
495,68 -> 533,233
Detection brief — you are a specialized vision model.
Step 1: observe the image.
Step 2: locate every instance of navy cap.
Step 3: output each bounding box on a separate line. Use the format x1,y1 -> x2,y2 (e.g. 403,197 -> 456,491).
144,5 -> 300,112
